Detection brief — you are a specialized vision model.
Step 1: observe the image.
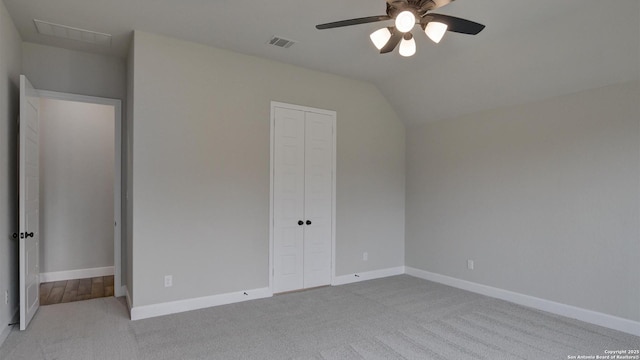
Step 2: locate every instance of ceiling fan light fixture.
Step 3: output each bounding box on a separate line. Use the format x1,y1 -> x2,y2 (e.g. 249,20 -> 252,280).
370,27 -> 392,50
314,0 -> 486,57
425,21 -> 448,43
399,34 -> 416,57
395,10 -> 416,33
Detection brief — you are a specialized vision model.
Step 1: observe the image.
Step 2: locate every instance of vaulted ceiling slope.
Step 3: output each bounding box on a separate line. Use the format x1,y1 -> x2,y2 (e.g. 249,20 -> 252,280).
4,0 -> 639,124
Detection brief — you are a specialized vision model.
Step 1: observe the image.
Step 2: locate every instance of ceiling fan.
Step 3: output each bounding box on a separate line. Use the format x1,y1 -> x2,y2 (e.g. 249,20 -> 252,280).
315,0 -> 485,57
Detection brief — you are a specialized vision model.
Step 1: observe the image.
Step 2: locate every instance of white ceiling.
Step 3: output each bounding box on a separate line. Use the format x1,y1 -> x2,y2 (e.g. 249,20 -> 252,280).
4,0 -> 639,125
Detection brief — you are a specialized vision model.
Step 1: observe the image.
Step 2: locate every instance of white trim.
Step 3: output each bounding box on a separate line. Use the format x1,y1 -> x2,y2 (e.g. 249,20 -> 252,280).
0,309 -> 18,348
270,101 -> 337,116
36,90 -> 123,297
269,101 -> 337,293
405,267 -> 640,337
130,287 -> 272,321
124,286 -> 132,315
37,90 -> 119,107
332,266 -> 405,286
39,266 -> 114,283
331,108 -> 337,286
269,104 -> 274,292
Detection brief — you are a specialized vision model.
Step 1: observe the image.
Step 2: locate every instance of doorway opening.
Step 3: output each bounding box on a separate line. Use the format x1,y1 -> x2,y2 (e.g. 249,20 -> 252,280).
35,90 -> 122,305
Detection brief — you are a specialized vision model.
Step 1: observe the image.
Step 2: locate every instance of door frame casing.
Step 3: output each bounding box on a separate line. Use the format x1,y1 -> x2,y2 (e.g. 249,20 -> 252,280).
37,89 -> 123,297
19,75 -> 40,330
269,101 -> 337,293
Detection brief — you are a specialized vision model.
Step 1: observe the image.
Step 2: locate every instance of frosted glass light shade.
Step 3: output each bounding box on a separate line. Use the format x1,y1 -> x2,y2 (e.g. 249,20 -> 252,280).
425,21 -> 448,43
395,11 -> 416,33
370,28 -> 392,50
399,36 -> 416,57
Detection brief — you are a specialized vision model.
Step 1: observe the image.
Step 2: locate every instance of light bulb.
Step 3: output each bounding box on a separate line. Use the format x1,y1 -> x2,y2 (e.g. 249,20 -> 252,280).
395,11 -> 416,33
399,35 -> 416,57
425,21 -> 448,43
369,28 -> 392,50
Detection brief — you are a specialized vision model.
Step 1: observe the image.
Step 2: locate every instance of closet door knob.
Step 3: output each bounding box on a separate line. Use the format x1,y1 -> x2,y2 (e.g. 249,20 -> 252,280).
298,220 -> 304,226
306,220 -> 312,225
25,232 -> 34,238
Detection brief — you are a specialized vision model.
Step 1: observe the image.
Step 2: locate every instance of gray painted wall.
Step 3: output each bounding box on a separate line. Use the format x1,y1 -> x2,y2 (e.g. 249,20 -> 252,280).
21,42 -> 125,100
405,81 -> 640,321
39,98 -> 114,273
130,31 -> 405,307
0,0 -> 21,343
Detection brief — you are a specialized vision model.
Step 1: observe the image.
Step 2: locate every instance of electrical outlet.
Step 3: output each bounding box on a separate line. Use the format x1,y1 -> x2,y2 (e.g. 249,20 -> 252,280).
4,290 -> 8,304
363,252 -> 368,261
467,259 -> 474,270
164,275 -> 173,288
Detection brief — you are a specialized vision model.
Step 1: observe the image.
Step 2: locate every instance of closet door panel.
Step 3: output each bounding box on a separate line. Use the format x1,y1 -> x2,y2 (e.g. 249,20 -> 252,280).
303,112 -> 333,288
273,107 -> 306,293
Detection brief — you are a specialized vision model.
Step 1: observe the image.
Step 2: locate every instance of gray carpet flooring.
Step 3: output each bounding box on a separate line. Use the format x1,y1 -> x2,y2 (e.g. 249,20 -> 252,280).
0,275 -> 638,359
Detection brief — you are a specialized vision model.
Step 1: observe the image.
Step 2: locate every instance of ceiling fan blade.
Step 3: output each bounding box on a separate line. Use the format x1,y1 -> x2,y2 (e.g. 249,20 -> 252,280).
424,13 -> 485,35
419,0 -> 454,12
380,28 -> 403,54
316,15 -> 391,30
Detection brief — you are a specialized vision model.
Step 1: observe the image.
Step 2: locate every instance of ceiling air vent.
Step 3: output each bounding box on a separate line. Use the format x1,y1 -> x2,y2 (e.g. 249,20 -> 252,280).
34,19 -> 112,47
268,36 -> 296,49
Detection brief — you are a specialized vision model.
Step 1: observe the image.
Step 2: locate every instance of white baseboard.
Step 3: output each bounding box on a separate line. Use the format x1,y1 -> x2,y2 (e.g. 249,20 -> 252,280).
332,266 -> 405,286
0,308 -> 19,348
40,266 -> 114,283
405,267 -> 640,337
124,286 -> 132,313
130,287 -> 272,321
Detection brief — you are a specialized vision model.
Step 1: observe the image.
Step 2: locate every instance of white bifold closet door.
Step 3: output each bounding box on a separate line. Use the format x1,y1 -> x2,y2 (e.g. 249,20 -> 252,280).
273,106 -> 333,293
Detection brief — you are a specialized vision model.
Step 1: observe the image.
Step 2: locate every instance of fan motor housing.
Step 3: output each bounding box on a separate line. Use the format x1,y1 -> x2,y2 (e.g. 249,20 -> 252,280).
386,0 -> 454,18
